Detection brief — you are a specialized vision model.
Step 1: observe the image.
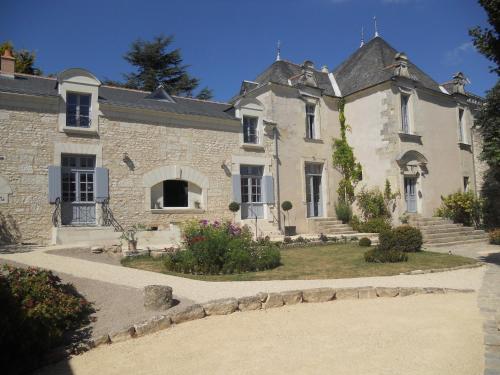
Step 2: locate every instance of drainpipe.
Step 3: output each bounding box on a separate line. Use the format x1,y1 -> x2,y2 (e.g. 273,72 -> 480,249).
274,125 -> 282,232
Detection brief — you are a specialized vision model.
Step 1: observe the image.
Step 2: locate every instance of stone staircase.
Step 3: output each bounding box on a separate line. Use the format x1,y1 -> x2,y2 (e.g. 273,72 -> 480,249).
312,218 -> 358,235
408,216 -> 489,247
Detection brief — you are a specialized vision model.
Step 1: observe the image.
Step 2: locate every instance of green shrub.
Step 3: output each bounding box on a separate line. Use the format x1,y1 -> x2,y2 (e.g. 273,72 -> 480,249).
359,217 -> 392,233
378,225 -> 423,253
358,237 -> 372,247
281,201 -> 293,211
435,191 -> 483,227
356,187 -> 390,221
165,220 -> 281,274
0,266 -> 94,374
283,236 -> 293,244
490,229 -> 500,245
228,201 -> 240,212
335,201 -> 352,223
364,248 -> 408,263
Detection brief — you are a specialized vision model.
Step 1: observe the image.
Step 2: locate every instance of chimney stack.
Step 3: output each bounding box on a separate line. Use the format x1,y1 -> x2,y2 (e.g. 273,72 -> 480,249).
1,49 -> 15,78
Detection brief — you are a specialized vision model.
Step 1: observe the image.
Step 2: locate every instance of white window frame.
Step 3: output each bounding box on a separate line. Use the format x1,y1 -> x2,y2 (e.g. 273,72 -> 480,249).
306,103 -> 317,139
463,176 -> 470,193
401,94 -> 411,134
242,115 -> 259,145
66,92 -> 92,128
458,107 -> 466,143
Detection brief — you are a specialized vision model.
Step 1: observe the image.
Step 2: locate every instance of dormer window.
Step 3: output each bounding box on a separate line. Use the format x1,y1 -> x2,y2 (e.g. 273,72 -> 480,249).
401,94 -> 410,133
243,116 -> 258,144
306,104 -> 317,139
66,93 -> 91,128
458,108 -> 465,143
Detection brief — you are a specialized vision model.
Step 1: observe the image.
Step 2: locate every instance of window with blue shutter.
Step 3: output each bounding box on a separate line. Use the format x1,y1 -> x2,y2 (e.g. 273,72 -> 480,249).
232,174 -> 241,203
95,167 -> 109,203
48,165 -> 61,203
262,175 -> 275,204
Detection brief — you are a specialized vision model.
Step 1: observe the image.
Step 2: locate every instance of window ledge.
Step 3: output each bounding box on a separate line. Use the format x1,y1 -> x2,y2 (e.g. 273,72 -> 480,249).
303,137 -> 323,143
62,126 -> 98,135
458,142 -> 472,151
398,132 -> 422,144
151,208 -> 205,214
241,143 -> 265,151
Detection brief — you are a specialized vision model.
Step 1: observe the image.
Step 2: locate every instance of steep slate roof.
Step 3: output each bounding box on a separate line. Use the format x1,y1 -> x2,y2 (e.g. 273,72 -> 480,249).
0,74 -> 235,120
332,37 -> 442,96
252,60 -> 337,97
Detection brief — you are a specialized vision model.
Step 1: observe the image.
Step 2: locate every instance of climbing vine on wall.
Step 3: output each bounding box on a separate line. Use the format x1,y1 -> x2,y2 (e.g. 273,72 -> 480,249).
332,98 -> 362,204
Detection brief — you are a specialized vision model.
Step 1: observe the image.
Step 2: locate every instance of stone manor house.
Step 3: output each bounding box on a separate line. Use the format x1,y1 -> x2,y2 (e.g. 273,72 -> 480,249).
0,36 -> 486,245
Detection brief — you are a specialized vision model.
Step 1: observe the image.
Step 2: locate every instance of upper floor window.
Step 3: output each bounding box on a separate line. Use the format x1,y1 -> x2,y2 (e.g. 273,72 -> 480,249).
306,104 -> 317,139
401,94 -> 410,133
458,108 -> 465,143
243,116 -> 258,144
66,93 -> 91,128
463,176 -> 469,192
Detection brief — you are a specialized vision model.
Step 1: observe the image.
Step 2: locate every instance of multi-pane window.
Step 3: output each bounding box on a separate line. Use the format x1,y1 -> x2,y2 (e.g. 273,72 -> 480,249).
240,165 -> 263,203
61,155 -> 95,203
458,108 -> 465,143
306,104 -> 316,139
66,93 -> 91,128
401,94 -> 410,133
243,116 -> 258,144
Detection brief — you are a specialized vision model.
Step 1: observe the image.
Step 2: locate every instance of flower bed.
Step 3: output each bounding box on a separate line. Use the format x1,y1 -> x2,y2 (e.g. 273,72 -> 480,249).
163,220 -> 281,274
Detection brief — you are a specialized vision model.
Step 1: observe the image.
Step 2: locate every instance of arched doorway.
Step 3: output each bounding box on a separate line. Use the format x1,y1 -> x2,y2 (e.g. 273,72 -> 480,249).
396,150 -> 428,214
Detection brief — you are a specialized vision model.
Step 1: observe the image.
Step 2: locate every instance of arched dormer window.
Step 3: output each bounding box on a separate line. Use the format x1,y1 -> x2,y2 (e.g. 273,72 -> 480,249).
57,68 -> 101,134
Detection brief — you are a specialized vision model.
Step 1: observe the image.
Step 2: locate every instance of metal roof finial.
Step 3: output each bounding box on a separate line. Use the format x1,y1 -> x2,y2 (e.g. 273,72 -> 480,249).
360,26 -> 365,47
374,16 -> 379,37
276,40 -> 281,61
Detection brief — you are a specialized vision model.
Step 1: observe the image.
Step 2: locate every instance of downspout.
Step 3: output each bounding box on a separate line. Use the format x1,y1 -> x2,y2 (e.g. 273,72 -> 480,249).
274,125 -> 282,232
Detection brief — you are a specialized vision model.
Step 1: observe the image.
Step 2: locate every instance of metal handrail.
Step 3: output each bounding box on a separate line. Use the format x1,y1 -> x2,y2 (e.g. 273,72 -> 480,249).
101,199 -> 124,232
52,197 -> 61,227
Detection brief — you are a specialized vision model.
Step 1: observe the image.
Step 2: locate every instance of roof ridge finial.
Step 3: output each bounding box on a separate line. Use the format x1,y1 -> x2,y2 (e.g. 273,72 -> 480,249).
276,40 -> 281,61
360,26 -> 365,47
373,16 -> 379,38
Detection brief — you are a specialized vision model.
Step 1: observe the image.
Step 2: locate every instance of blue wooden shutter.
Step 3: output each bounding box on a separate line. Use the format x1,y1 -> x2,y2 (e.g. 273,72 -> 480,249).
95,167 -> 109,203
262,175 -> 275,204
48,165 -> 61,203
232,174 -> 241,203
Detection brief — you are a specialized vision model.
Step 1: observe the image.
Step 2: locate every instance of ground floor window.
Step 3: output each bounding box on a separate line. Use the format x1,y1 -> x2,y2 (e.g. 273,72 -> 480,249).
305,163 -> 323,218
163,180 -> 188,207
463,176 -> 469,193
240,165 -> 263,219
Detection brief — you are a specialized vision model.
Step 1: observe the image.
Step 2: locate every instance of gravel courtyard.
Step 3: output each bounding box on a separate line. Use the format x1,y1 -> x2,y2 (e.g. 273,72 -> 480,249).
38,293 -> 483,375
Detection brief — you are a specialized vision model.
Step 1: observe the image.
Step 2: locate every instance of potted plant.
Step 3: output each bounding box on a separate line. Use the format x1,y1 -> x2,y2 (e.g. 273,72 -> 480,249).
194,200 -> 201,209
281,201 -> 295,236
229,201 -> 240,222
120,225 -> 140,251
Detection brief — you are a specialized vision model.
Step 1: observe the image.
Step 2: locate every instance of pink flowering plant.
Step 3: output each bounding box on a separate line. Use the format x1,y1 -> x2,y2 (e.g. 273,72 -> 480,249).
165,219 -> 280,274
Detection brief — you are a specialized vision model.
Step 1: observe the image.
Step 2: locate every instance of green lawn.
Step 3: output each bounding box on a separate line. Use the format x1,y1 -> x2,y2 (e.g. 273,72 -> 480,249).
121,243 -> 478,282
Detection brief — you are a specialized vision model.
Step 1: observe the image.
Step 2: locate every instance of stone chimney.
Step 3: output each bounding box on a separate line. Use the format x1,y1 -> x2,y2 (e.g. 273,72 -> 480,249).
393,52 -> 410,79
0,49 -> 15,78
451,72 -> 467,95
321,65 -> 329,73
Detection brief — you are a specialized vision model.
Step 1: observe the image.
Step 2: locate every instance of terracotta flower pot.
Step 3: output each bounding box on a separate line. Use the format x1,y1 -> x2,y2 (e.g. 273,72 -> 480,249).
128,240 -> 138,251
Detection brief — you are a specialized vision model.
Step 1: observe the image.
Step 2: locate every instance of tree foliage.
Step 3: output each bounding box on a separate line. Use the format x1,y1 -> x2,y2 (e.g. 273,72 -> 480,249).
107,35 -> 213,100
332,99 -> 362,203
0,41 -> 41,75
469,0 -> 500,227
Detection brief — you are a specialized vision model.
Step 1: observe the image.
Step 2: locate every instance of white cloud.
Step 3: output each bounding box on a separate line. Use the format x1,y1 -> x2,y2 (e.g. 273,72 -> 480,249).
443,42 -> 474,66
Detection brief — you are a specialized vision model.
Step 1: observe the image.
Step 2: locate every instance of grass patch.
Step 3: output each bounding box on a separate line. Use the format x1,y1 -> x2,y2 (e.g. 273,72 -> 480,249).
121,243 -> 478,281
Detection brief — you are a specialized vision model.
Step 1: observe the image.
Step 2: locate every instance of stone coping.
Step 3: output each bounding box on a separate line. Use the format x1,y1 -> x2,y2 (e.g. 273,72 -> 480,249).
47,285 -> 476,364
398,262 -> 484,275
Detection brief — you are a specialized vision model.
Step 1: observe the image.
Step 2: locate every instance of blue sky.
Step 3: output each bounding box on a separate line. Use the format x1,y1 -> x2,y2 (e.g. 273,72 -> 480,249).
1,0 -> 496,101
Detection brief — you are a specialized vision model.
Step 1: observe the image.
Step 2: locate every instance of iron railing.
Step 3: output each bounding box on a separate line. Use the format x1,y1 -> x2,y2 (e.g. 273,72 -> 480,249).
101,199 -> 124,232
52,197 -> 61,227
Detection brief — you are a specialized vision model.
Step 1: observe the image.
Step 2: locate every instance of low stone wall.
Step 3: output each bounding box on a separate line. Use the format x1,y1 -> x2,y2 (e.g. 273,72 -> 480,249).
84,286 -> 474,350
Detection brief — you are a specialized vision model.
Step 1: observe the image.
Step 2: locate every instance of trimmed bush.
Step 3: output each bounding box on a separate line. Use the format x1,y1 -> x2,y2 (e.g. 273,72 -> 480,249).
378,225 -> 423,253
358,237 -> 372,247
359,217 -> 392,233
335,201 -> 352,224
228,201 -> 240,212
364,248 -> 408,263
164,220 -> 281,274
490,229 -> 500,245
0,266 -> 94,374
435,191 -> 483,227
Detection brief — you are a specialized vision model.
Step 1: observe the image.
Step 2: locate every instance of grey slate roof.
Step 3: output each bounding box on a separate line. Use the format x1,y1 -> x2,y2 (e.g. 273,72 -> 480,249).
0,74 -> 236,121
332,37 -> 442,96
252,60 -> 337,97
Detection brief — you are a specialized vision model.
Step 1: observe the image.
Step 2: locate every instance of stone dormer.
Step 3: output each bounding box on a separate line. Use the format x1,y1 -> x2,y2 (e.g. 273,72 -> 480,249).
393,52 -> 410,79
289,60 -> 318,88
451,72 -> 467,95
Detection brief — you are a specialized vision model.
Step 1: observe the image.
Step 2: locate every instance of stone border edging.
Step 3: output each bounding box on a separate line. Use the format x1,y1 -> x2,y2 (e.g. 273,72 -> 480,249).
82,286 -> 474,351
398,262 -> 484,275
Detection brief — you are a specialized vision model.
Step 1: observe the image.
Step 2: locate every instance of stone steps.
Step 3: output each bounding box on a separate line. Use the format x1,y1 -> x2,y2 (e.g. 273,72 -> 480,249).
409,216 -> 489,247
312,218 -> 359,236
